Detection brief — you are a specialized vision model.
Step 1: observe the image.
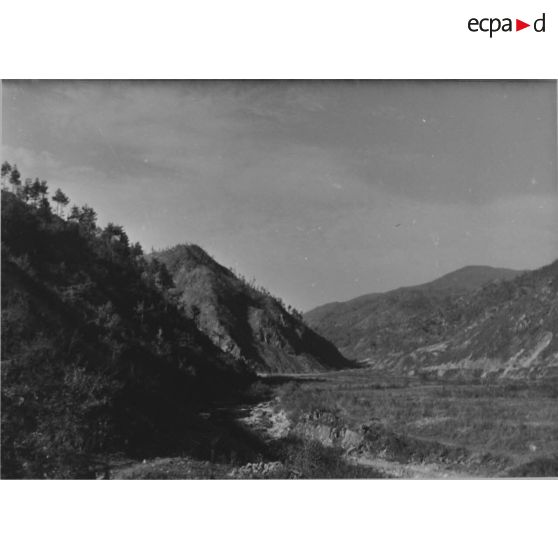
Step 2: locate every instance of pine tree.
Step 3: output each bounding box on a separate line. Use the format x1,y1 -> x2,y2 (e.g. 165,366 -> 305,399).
68,205 -> 81,222
1,161 -> 12,189
20,178 -> 33,202
52,188 -> 70,216
29,179 -> 43,206
78,205 -> 97,233
9,166 -> 21,194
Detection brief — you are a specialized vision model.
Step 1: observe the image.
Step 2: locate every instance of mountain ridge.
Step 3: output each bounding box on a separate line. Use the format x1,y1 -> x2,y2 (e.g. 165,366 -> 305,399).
304,264 -> 554,372
307,265 -> 525,316
154,244 -> 352,374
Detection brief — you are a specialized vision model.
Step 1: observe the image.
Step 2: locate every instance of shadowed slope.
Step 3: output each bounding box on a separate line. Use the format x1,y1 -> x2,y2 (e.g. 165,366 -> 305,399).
1,191 -> 249,478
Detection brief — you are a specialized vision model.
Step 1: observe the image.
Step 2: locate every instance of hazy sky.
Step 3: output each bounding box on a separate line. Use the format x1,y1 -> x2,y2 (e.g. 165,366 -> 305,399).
2,80 -> 557,310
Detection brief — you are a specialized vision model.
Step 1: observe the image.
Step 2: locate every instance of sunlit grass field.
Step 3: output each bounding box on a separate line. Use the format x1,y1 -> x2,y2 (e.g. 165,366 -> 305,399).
273,368 -> 558,476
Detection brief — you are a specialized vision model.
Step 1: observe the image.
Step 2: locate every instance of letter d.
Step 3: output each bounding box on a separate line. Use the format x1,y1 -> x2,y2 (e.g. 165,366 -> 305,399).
534,13 -> 545,32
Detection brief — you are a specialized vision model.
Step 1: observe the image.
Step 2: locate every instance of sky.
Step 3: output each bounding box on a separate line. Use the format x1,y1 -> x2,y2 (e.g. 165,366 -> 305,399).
2,80 -> 557,310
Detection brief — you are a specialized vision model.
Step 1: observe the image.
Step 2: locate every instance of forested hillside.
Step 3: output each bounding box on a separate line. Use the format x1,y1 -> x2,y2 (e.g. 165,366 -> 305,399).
1,164 -> 250,478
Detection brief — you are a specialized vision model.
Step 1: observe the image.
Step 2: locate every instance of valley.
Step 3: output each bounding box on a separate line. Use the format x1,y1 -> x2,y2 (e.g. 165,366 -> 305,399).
113,366 -> 558,479
2,165 -> 557,479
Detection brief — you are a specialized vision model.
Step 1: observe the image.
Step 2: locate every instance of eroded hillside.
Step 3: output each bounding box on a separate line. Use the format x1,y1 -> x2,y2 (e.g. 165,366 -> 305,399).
155,244 -> 352,374
306,263 -> 558,377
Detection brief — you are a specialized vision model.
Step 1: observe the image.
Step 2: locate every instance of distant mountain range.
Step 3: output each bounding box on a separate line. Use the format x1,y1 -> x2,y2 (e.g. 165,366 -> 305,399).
305,264 -> 558,377
154,244 -> 351,374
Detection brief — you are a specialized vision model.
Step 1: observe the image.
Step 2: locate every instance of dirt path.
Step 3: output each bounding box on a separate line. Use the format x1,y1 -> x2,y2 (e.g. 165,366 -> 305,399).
349,455 -> 475,479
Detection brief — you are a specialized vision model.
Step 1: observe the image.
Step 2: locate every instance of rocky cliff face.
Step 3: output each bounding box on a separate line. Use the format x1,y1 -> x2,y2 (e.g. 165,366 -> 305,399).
154,244 -> 352,374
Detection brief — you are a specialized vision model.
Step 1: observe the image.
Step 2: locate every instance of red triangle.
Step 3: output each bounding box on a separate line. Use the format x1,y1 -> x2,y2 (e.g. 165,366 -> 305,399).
516,19 -> 530,31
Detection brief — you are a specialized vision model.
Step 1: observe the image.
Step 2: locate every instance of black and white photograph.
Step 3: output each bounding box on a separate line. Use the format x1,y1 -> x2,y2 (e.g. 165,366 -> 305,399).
2,79 -> 557,480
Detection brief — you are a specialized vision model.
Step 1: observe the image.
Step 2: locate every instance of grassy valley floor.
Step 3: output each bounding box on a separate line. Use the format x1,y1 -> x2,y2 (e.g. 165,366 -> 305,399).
269,368 -> 558,478
112,367 -> 558,479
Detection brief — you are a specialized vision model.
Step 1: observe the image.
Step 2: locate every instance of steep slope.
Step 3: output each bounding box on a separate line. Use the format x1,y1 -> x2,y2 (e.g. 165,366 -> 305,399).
305,265 -> 524,360
306,262 -> 558,377
409,260 -> 558,377
1,190 -> 249,478
154,244 -> 352,374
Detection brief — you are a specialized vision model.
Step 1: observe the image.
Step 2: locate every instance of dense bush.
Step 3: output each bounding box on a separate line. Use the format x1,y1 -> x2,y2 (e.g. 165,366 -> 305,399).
1,169 -> 250,478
